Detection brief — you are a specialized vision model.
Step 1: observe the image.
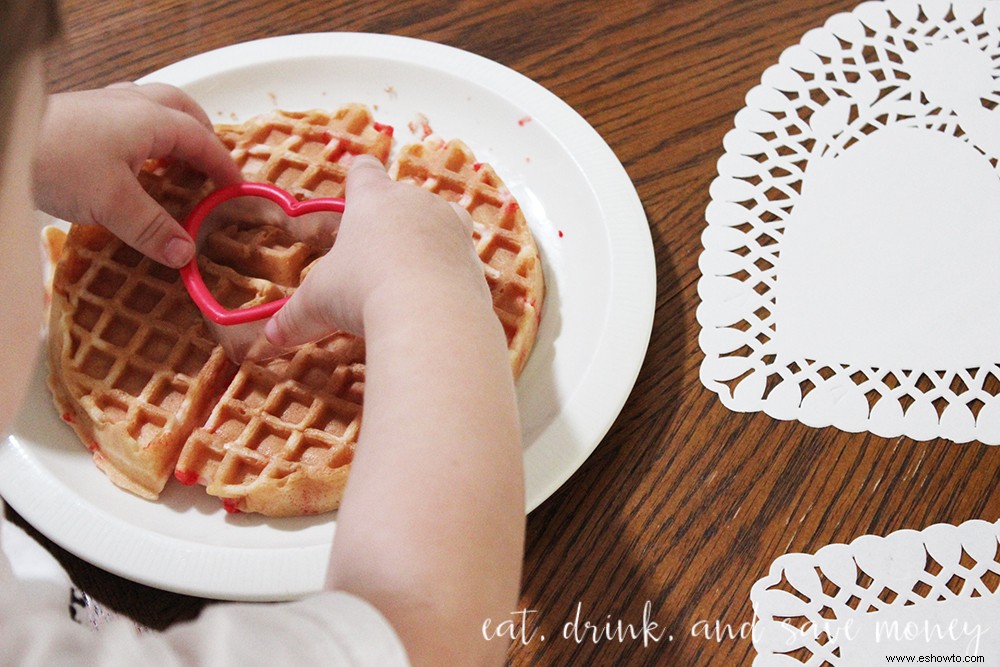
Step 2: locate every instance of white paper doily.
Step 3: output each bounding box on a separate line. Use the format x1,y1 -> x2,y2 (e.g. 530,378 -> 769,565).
699,0 -> 1000,443
750,519 -> 1000,665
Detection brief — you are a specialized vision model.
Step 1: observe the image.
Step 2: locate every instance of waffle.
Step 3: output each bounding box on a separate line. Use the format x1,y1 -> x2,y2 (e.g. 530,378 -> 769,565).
47,105 -> 544,516
174,202 -> 364,516
390,138 -> 544,377
47,225 -> 234,499
175,333 -> 365,516
47,105 -> 388,511
217,105 -> 393,199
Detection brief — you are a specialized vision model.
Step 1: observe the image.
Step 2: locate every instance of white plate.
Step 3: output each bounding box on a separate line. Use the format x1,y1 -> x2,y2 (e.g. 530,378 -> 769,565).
0,33 -> 655,601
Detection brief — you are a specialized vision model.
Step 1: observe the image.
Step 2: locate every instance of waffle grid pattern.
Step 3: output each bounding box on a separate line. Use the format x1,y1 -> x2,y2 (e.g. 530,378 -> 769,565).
48,226 -> 229,498
218,106 -> 392,200
204,224 -> 320,287
49,105 -> 543,515
176,335 -> 364,515
392,139 -> 544,376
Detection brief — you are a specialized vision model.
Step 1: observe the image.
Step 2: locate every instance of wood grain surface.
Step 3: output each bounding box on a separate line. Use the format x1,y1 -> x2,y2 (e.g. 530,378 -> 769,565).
19,0 -> 999,664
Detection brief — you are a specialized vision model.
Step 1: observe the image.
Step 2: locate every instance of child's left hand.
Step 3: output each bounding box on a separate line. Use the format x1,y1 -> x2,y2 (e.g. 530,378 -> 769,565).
33,83 -> 242,268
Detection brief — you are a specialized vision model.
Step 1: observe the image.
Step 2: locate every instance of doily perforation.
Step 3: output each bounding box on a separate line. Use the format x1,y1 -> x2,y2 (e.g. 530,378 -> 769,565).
699,0 -> 1000,443
751,520 -> 1000,665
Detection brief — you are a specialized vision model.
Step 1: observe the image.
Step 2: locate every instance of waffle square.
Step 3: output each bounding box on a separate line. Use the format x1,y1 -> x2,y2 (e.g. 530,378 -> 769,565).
175,334 -> 364,516
391,138 -> 544,377
218,105 -> 393,199
47,225 -> 234,499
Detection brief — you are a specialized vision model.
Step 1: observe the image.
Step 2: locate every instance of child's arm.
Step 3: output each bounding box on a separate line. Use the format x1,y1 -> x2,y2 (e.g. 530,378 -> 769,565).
33,83 -> 242,268
266,156 -> 525,667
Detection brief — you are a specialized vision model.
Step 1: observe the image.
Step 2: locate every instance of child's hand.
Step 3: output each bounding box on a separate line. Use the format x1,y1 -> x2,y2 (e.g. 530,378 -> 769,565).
34,83 -> 242,268
271,156 -> 522,667
265,155 -> 486,345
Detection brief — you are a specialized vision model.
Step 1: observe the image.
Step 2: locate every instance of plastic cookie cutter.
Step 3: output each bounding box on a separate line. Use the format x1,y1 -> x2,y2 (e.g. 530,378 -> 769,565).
180,182 -> 345,364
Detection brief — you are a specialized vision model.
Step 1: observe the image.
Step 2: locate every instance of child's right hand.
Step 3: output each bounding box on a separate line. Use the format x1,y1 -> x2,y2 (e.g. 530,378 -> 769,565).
265,155 -> 488,346
281,155 -> 522,667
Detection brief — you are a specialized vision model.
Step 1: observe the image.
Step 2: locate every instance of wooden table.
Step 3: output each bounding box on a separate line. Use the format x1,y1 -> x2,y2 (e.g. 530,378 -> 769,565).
20,0 -> 998,663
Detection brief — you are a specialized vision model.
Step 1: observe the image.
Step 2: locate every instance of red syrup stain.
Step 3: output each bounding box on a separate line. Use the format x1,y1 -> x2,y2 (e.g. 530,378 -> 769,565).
222,499 -> 242,514
174,469 -> 199,486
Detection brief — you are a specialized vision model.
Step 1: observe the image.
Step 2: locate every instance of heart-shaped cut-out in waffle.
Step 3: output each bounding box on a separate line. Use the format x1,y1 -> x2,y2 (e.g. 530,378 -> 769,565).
180,182 -> 344,326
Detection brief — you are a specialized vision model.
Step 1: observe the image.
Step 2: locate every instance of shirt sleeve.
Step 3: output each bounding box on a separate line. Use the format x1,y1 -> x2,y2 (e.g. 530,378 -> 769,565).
155,591 -> 411,666
0,542 -> 410,667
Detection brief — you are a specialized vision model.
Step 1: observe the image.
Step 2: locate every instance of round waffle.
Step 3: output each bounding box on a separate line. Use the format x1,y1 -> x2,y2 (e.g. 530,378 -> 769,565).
47,105 -> 544,516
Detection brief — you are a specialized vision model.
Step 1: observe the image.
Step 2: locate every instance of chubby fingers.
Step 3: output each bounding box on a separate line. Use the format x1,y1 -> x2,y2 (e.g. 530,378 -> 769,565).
348,155 -> 473,234
146,106 -> 243,187
345,154 -> 392,196
101,166 -> 195,268
134,82 -> 216,130
264,157 -> 389,348
108,81 -> 242,187
263,266 -> 342,348
264,155 -> 477,349
106,81 -> 214,131
264,157 -> 384,347
449,202 -> 474,237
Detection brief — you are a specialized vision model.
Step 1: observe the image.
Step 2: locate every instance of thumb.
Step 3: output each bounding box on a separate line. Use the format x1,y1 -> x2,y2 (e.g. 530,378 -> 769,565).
102,176 -> 194,268
345,154 -> 391,197
449,202 -> 474,237
264,271 -> 344,348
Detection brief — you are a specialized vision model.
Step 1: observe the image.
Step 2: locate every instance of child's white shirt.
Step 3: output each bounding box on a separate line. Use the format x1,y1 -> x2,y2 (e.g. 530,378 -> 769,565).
0,501 -> 409,666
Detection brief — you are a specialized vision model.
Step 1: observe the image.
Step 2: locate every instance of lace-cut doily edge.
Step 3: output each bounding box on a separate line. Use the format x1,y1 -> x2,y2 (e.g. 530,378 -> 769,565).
698,0 -> 1000,446
698,352 -> 1000,445
749,518 -> 1000,661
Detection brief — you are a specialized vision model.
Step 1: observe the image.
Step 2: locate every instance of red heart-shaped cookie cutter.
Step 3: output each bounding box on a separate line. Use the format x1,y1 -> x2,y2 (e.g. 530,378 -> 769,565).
180,182 -> 345,326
